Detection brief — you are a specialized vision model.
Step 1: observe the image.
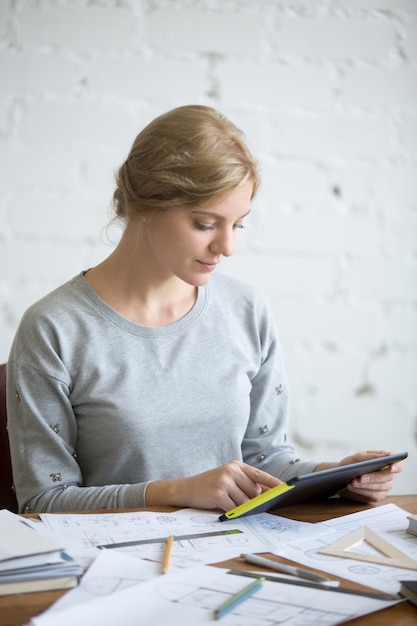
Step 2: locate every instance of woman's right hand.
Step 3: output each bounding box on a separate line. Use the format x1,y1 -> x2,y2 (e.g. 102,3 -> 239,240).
145,460 -> 282,512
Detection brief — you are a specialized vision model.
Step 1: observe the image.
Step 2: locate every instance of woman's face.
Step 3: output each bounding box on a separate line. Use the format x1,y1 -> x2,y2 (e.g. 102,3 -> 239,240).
143,182 -> 253,287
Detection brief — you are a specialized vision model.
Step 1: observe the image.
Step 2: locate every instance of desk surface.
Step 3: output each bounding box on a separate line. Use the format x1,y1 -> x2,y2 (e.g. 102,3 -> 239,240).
1,495 -> 416,626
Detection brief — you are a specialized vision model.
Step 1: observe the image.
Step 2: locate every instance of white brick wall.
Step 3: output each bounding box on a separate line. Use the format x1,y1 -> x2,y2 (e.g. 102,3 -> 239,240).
0,0 -> 416,495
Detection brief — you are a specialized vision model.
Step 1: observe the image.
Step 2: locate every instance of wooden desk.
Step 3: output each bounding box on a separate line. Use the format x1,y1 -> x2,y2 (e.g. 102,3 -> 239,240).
1,495 -> 416,626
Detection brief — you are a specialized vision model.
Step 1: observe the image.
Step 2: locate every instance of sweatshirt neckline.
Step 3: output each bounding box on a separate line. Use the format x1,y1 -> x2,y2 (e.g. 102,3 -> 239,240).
74,272 -> 208,337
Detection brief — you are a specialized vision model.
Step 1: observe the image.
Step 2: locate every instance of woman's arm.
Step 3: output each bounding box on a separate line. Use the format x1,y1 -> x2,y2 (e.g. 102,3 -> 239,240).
145,460 -> 282,511
7,360 -> 147,513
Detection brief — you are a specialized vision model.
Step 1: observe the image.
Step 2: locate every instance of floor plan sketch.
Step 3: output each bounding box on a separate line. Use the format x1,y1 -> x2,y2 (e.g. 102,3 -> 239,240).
273,504 -> 417,594
30,564 -> 400,626
39,507 -> 324,568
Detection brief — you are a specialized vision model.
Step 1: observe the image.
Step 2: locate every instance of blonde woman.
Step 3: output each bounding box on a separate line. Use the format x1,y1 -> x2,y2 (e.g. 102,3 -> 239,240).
7,106 -> 401,513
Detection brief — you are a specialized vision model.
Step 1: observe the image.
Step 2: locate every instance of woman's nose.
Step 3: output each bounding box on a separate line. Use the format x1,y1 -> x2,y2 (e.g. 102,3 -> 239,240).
210,229 -> 235,257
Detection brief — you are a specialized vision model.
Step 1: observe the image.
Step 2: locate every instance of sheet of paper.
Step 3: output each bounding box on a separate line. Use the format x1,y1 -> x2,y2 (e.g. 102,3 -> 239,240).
272,503 -> 417,594
41,550 -> 161,614
29,563 -> 401,626
0,509 -> 63,563
39,507 -> 324,569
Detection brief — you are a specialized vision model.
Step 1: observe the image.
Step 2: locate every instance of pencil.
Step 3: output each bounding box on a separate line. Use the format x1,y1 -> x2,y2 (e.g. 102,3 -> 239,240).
214,576 -> 264,620
162,535 -> 174,574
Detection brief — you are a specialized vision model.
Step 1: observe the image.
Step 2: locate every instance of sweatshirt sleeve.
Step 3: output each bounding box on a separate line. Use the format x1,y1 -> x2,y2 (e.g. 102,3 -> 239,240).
7,351 -> 147,514
241,296 -> 319,482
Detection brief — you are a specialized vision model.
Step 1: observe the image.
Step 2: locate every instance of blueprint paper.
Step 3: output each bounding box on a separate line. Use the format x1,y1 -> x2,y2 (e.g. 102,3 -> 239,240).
272,503 -> 417,594
40,550 -> 161,614
29,563 -> 400,626
39,507 -> 325,569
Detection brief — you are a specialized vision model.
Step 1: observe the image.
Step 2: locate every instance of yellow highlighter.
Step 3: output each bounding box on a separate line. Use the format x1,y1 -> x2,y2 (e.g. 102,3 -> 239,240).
219,482 -> 295,521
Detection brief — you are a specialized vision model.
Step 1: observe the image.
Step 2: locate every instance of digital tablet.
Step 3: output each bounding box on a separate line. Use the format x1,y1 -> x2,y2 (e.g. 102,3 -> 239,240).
218,451 -> 408,521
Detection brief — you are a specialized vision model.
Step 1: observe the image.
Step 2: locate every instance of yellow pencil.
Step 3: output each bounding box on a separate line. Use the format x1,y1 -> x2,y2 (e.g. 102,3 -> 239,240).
162,535 -> 174,574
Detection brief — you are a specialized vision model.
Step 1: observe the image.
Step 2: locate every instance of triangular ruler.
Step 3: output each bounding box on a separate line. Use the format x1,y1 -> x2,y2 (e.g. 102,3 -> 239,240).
319,526 -> 417,570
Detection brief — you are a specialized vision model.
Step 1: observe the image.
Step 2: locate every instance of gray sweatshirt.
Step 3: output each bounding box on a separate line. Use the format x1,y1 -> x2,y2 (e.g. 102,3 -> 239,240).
7,271 -> 317,513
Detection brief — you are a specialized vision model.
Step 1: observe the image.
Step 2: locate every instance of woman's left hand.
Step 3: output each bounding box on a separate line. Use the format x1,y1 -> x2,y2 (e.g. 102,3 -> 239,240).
316,450 -> 403,503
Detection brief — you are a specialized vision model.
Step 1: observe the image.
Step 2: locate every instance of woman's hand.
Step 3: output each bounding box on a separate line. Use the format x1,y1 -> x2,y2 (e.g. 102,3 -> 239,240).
145,460 -> 281,511
315,450 -> 403,503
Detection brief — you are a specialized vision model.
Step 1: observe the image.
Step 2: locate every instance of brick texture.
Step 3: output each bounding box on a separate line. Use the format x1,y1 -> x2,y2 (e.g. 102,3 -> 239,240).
0,0 -> 415,494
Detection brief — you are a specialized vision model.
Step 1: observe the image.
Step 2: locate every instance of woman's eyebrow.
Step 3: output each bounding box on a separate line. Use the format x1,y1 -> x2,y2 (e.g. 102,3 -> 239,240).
191,209 -> 251,220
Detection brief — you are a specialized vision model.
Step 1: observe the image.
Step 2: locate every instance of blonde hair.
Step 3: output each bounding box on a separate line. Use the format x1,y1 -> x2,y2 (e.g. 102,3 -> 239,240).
113,105 -> 260,223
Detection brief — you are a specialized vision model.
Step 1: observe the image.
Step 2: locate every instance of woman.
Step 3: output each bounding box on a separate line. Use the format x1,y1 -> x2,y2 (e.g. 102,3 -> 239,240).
7,105 -> 401,513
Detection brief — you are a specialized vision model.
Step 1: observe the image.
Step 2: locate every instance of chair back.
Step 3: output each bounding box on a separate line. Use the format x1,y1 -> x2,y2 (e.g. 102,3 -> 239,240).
0,364 -> 19,512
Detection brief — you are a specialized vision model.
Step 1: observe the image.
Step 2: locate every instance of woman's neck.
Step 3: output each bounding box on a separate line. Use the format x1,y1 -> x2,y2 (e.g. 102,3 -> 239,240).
84,234 -> 197,327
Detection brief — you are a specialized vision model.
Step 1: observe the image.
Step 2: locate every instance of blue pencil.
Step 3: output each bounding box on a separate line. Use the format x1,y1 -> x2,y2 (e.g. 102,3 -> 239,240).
214,576 -> 264,620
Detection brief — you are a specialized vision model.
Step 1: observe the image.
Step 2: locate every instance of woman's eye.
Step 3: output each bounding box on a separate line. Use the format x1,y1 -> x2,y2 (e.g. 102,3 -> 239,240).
194,221 -> 215,231
193,221 -> 246,231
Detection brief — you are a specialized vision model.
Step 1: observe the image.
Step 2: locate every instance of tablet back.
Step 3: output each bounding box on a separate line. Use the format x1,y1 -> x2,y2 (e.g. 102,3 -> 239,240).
263,451 -> 408,514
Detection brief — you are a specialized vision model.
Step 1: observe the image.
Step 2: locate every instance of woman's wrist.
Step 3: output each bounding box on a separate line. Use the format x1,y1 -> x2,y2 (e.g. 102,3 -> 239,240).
145,478 -> 186,507
313,461 -> 338,472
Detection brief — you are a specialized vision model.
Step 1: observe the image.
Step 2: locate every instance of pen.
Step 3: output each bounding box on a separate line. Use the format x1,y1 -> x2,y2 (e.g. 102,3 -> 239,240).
242,553 -> 330,583
228,570 -> 399,601
214,576 -> 264,620
162,535 -> 174,574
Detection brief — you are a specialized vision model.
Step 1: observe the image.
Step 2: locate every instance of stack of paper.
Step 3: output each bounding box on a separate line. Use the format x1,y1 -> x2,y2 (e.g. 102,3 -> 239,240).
0,509 -> 82,596
407,514 -> 417,536
400,580 -> 417,607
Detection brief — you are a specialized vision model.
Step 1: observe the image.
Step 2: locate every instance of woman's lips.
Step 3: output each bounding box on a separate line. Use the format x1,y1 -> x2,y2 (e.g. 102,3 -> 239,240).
197,260 -> 219,271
